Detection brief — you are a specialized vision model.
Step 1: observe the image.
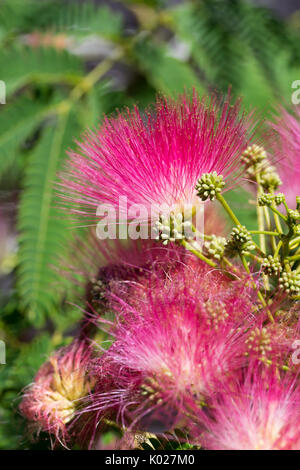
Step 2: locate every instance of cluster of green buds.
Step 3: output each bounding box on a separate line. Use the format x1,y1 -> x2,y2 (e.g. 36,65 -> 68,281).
245,327 -> 272,359
258,193 -> 274,207
260,166 -> 282,192
286,209 -> 300,235
279,269 -> 300,296
204,298 -> 228,328
195,172 -> 225,201
258,192 -> 287,207
154,212 -> 193,245
192,166 -> 300,304
241,144 -> 267,182
89,277 -> 107,305
203,235 -> 227,261
262,255 -> 282,277
274,193 -> 285,206
224,226 -> 256,257
287,209 -> 300,223
241,145 -> 281,191
241,144 -> 267,168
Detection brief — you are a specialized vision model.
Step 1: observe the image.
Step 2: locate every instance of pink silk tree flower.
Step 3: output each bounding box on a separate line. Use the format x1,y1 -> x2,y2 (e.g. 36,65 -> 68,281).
196,367 -> 300,450
269,107 -> 300,208
20,341 -> 95,444
87,265 -> 254,434
60,230 -> 189,324
117,248 -> 256,330
59,92 -> 256,235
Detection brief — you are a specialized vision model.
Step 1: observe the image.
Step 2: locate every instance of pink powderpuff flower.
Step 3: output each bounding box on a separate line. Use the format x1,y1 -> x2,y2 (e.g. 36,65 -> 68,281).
20,340 -> 95,445
196,366 -> 300,450
88,267 -> 253,434
62,230 -> 186,300
59,231 -> 190,337
119,248 -> 256,330
59,92 -> 256,229
269,106 -> 300,208
59,202 -> 227,313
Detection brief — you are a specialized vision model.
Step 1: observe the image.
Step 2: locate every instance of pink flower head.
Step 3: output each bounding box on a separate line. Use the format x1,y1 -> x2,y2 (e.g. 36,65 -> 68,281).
89,261 -> 253,433
20,341 -> 95,443
269,106 -> 300,208
197,366 -> 300,450
62,230 -> 189,317
59,92 -> 256,229
120,250 -> 256,330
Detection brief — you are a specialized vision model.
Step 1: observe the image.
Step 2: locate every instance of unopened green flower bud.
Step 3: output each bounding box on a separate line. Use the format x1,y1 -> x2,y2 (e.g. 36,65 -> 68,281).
154,212 -> 193,245
225,226 -> 255,257
262,255 -> 282,276
196,172 -> 225,201
260,167 -> 281,192
279,270 -> 300,296
241,145 -> 267,168
274,193 -> 285,206
203,235 -> 226,261
258,193 -> 274,207
293,225 -> 300,236
288,209 -> 300,223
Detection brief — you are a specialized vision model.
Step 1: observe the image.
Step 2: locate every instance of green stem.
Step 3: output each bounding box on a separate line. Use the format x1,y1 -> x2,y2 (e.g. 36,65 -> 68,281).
255,171 -> 266,254
240,254 -> 274,323
244,252 -> 263,263
216,193 -> 241,226
240,254 -> 250,273
249,230 -> 280,236
55,52 -> 122,115
216,193 -> 265,257
287,254 -> 300,262
263,205 -> 277,252
181,240 -> 217,268
191,224 -> 212,241
283,199 -> 290,214
269,205 -> 287,224
274,240 -> 283,258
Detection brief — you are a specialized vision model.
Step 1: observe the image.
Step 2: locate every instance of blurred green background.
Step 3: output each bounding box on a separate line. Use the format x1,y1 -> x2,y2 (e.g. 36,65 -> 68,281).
0,0 -> 300,449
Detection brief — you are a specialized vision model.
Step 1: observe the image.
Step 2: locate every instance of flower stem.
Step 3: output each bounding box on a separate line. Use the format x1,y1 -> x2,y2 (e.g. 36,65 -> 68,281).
269,205 -> 287,224
255,171 -> 267,254
290,237 -> 300,250
287,254 -> 300,262
249,230 -> 280,236
240,254 -> 274,323
216,193 -> 240,226
274,240 -> 283,258
181,240 -> 217,268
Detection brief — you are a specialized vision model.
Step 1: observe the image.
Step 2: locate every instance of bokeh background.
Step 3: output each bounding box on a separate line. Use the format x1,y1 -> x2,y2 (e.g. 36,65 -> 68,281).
1,0 -> 300,449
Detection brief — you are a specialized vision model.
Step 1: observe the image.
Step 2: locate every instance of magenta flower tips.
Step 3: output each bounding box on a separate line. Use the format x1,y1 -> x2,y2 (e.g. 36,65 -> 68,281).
87,259 -> 254,434
19,90 -> 300,450
20,341 -> 95,443
59,92 -> 255,242
197,367 -> 300,450
270,107 -> 300,208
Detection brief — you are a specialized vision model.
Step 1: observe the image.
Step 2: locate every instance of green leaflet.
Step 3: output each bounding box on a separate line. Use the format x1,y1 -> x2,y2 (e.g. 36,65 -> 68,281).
172,0 -> 298,102
1,46 -> 83,97
17,111 -> 79,325
0,0 -> 122,39
0,96 -> 50,179
133,38 -> 206,96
